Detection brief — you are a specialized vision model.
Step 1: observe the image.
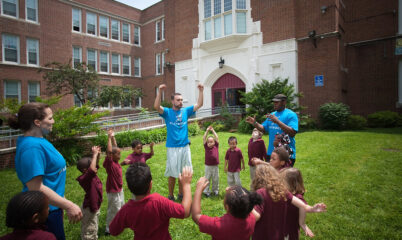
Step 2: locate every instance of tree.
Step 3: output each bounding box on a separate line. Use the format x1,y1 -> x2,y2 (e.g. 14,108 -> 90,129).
39,61 -> 142,108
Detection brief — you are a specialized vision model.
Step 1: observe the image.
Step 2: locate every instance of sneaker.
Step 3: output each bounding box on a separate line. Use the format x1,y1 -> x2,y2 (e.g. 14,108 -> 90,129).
168,195 -> 175,201
177,194 -> 183,201
203,192 -> 211,198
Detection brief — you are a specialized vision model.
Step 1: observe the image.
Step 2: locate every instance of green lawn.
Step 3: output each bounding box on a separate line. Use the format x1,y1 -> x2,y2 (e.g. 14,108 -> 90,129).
1,128 -> 402,239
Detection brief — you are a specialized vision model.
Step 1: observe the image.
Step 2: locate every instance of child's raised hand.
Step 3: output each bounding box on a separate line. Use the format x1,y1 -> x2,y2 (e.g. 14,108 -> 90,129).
179,166 -> 193,185
92,146 -> 101,155
196,177 -> 209,192
107,129 -> 115,137
311,203 -> 327,213
150,142 -> 155,147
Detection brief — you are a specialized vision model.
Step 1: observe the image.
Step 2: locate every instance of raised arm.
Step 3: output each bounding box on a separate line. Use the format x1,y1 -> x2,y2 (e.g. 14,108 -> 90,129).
149,142 -> 155,156
193,83 -> 204,111
291,196 -> 327,213
179,166 -> 193,218
210,126 -> 219,143
154,84 -> 166,114
191,177 -> 209,224
203,126 -> 211,144
107,129 -> 114,154
89,146 -> 101,173
246,115 -> 265,134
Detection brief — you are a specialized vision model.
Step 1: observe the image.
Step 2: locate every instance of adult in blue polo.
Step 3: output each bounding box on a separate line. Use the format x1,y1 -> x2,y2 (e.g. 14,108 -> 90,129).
246,94 -> 299,166
154,83 -> 204,200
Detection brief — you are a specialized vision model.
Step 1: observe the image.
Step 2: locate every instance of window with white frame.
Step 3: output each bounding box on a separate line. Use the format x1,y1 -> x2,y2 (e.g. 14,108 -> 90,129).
4,80 -> 20,102
203,0 -> 247,40
134,57 -> 141,77
72,8 -> 81,32
111,19 -> 120,40
2,34 -> 19,63
161,19 -> 165,40
87,49 -> 97,71
86,12 -> 96,35
135,96 -> 141,108
72,46 -> 82,68
156,19 -> 164,42
28,82 -> 40,102
111,53 -> 120,74
155,53 -> 161,75
122,88 -> 131,108
26,38 -> 39,66
26,0 -> 38,22
1,0 -> 18,18
134,26 -> 140,45
99,15 -> 109,38
122,23 -> 130,43
122,55 -> 130,75
161,52 -> 165,74
100,51 -> 109,73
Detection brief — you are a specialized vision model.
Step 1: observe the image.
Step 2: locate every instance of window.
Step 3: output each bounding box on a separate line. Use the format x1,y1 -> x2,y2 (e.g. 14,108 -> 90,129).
100,51 -> 109,73
214,17 -> 222,38
135,96 -> 141,108
134,26 -> 140,45
122,55 -> 130,75
161,52 -> 165,74
86,12 -> 96,35
2,0 -> 18,18
26,38 -> 39,66
111,53 -> 120,74
236,12 -> 246,33
87,49 -> 97,71
72,8 -> 81,32
156,21 -> 161,41
72,46 -> 82,68
26,0 -> 38,22
111,19 -> 120,40
122,23 -> 130,43
28,82 -> 40,102
134,57 -> 141,77
2,34 -> 19,63
155,53 -> 161,75
161,19 -> 165,40
214,0 -> 221,15
204,0 -> 211,18
205,20 -> 211,40
122,88 -> 131,108
99,15 -> 109,38
4,80 -> 20,102
236,0 -> 246,9
224,0 -> 232,11
224,13 -> 232,35
74,92 -> 82,107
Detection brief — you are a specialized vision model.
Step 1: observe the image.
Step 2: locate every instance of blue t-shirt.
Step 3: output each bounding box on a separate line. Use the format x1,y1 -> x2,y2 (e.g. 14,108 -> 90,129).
160,106 -> 195,147
15,136 -> 66,211
262,108 -> 298,159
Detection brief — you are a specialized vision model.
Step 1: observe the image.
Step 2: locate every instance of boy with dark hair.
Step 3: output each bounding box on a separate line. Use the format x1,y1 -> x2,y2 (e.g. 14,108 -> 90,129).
76,146 -> 103,240
225,136 -> 245,187
202,126 -> 219,197
122,140 -> 155,165
109,163 -> 193,240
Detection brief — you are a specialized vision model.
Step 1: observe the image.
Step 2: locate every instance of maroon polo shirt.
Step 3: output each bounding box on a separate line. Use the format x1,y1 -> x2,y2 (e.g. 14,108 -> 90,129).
248,138 -> 268,166
76,167 -> 103,212
253,188 -> 293,240
204,142 -> 219,166
103,155 -> 123,193
0,227 -> 56,240
125,152 -> 153,164
286,193 -> 307,240
225,148 -> 243,172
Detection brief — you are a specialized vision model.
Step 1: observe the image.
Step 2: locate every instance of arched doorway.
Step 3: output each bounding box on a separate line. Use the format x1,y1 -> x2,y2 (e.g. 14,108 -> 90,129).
212,73 -> 246,108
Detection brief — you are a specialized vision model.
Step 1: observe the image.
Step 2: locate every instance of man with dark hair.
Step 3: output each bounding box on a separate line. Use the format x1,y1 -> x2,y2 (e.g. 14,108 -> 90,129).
154,83 -> 204,201
246,94 -> 299,166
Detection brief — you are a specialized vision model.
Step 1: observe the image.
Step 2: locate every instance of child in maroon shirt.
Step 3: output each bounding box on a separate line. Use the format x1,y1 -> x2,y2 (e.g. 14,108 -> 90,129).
109,162 -> 193,240
76,146 -> 103,240
224,136 -> 245,187
248,128 -> 267,184
122,140 -> 154,165
281,168 -> 314,239
251,165 -> 326,240
0,191 -> 56,240
203,126 -> 220,197
103,129 -> 124,235
192,177 -> 262,240
252,146 -> 289,172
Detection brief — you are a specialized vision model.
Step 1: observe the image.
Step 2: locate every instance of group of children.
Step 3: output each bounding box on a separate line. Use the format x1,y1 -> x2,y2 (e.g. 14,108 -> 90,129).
2,127 -> 327,240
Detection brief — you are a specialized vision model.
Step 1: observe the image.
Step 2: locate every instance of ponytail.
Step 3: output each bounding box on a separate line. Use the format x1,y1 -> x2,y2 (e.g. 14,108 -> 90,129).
7,103 -> 49,132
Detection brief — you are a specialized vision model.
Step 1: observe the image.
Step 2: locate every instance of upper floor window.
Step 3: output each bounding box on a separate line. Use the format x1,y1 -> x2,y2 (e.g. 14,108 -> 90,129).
155,19 -> 164,42
111,19 -> 120,40
1,0 -> 18,18
2,33 -> 19,64
161,52 -> 165,75
99,15 -> 109,38
111,53 -> 120,74
26,0 -> 38,22
134,26 -> 140,45
122,55 -> 130,75
28,82 -> 40,102
87,49 -> 97,71
26,38 -> 39,66
134,57 -> 141,77
122,23 -> 130,43
86,12 -> 96,35
72,8 -> 81,32
4,80 -> 21,102
72,46 -> 82,68
100,51 -> 109,73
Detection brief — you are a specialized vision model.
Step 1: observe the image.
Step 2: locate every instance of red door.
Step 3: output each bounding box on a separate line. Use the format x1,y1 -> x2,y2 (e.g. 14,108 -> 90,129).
212,73 -> 245,107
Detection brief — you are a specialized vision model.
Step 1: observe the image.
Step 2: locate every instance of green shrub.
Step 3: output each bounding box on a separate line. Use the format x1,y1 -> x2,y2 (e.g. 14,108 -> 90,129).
53,138 -> 92,166
188,122 -> 201,136
367,111 -> 399,128
347,115 -> 367,130
220,105 -> 236,130
397,114 -> 402,127
202,121 -> 213,130
238,118 -> 254,133
299,115 -> 317,131
161,100 -> 173,108
319,103 -> 351,130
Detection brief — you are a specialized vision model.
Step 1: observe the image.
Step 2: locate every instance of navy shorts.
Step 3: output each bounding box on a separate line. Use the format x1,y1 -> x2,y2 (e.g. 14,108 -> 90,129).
46,208 -> 65,240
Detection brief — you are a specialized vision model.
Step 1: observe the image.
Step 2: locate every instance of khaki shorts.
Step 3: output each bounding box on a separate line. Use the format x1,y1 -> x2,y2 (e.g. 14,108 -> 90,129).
165,145 -> 192,178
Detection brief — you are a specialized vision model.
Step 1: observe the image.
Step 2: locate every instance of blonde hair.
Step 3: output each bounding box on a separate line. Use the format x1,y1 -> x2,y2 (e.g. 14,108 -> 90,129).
280,168 -> 305,195
252,164 -> 287,202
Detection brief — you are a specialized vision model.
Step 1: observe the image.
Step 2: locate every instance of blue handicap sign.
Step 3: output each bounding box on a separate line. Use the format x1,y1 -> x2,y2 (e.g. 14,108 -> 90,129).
314,75 -> 324,87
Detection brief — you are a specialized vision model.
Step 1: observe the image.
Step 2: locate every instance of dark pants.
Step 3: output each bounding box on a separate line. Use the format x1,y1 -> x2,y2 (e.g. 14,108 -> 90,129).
46,208 -> 65,240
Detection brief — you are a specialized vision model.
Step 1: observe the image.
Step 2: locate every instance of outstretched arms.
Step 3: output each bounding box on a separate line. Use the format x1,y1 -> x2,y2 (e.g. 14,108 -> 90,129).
193,83 -> 204,111
154,84 -> 166,114
191,177 -> 209,224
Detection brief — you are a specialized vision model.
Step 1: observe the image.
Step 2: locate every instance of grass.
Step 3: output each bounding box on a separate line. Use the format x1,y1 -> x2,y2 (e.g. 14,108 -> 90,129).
1,128 -> 402,239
